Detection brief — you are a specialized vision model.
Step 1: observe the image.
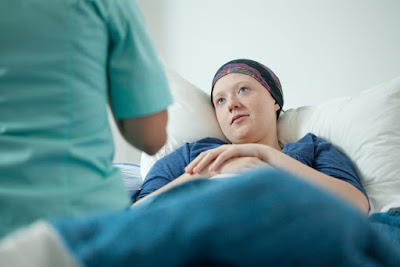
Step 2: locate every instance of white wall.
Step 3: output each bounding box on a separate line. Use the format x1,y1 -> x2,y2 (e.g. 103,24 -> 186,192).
138,0 -> 400,109
118,0 -> 399,164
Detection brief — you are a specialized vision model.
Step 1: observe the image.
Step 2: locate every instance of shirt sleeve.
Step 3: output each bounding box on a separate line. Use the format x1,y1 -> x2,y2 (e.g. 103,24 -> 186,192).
283,133 -> 368,200
106,0 -> 173,119
311,134 -> 368,199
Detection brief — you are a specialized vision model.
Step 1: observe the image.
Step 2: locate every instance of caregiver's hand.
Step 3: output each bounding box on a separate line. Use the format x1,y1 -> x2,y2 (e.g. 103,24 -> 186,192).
185,144 -> 275,175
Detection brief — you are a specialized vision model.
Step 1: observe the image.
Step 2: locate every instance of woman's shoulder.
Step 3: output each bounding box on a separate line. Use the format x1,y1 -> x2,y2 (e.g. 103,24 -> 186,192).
295,133 -> 332,147
282,133 -> 320,151
191,137 -> 228,145
189,137 -> 228,162
281,133 -> 335,162
156,137 -> 228,165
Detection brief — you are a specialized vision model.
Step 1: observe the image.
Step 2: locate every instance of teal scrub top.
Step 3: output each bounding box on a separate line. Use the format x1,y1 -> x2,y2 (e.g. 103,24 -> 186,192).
0,0 -> 172,237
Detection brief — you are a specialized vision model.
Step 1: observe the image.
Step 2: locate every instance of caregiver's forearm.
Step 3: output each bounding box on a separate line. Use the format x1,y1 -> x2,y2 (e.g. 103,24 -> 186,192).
117,110 -> 168,155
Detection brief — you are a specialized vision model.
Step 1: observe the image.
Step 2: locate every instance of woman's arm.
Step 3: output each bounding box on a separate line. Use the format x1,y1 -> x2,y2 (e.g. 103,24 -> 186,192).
185,144 -> 369,214
132,172 -> 203,206
133,156 -> 268,206
265,149 -> 369,213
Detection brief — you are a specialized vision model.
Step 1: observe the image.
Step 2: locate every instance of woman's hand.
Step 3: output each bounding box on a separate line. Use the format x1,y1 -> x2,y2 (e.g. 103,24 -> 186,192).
217,156 -> 270,174
185,144 -> 274,175
133,155 -> 268,207
185,144 -> 369,213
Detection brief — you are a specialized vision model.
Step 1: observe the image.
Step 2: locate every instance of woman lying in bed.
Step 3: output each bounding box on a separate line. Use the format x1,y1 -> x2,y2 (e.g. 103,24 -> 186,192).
133,59 -> 370,214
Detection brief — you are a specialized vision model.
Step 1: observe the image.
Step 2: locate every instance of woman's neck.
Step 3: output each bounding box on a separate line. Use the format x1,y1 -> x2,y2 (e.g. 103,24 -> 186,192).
256,133 -> 282,151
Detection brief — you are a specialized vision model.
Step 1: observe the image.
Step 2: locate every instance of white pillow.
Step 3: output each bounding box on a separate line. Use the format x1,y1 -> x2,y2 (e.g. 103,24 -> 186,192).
140,66 -> 228,178
141,68 -> 400,214
113,163 -> 142,195
278,76 -> 400,214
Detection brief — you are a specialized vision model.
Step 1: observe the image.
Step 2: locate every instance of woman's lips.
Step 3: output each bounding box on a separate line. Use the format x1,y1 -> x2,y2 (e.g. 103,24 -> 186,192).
231,115 -> 249,124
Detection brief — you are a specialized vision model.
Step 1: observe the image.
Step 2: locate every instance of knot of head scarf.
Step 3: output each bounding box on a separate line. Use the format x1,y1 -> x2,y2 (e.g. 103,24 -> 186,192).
211,59 -> 284,115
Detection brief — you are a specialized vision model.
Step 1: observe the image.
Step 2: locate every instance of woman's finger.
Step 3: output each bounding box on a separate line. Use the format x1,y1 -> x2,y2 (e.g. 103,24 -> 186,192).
185,147 -> 220,174
185,151 -> 207,173
208,147 -> 242,172
192,150 -> 220,174
208,144 -> 260,171
185,145 -> 228,174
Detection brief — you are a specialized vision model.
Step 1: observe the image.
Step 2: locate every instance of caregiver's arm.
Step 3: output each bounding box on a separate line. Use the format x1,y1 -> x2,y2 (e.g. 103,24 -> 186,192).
117,110 -> 168,155
186,144 -> 369,214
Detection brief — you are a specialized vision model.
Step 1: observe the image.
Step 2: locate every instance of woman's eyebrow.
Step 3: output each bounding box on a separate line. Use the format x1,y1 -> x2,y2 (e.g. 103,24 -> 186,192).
213,80 -> 250,101
213,91 -> 224,101
235,81 -> 251,88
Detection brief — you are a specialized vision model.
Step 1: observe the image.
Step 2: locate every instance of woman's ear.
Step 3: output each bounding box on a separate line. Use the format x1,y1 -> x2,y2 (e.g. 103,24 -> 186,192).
274,101 -> 281,120
274,101 -> 280,112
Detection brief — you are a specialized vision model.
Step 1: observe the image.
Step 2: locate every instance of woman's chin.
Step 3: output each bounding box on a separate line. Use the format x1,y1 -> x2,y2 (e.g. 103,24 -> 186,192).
229,134 -> 253,144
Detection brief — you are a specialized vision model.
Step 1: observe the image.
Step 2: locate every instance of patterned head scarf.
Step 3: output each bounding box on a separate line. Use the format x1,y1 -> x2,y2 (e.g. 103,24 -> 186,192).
211,59 -> 284,116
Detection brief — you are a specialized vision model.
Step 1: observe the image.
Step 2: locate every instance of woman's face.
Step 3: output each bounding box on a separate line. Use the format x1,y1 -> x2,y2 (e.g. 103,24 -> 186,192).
212,73 -> 280,144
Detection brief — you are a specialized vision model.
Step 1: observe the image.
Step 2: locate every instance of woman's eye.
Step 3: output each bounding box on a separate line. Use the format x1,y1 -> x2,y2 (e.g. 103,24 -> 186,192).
217,98 -> 225,105
239,87 -> 248,93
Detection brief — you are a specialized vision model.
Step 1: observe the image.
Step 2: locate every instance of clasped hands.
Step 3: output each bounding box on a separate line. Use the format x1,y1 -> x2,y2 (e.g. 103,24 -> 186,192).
184,143 -> 276,178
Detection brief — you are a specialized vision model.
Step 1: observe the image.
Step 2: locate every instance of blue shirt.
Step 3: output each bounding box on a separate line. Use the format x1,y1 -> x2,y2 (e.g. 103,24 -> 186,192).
134,133 -> 367,202
0,0 -> 172,237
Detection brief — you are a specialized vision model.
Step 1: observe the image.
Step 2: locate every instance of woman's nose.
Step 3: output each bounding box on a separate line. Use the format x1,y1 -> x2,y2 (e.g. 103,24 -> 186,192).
228,97 -> 241,111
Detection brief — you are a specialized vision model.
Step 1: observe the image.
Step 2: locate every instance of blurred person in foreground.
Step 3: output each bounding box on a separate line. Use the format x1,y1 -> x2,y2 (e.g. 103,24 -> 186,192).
0,0 -> 172,238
